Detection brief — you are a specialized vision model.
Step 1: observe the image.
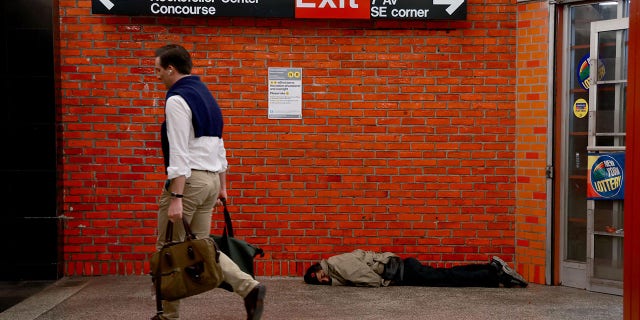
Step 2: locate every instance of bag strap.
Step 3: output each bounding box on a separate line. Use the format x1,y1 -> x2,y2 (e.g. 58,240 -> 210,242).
164,220 -> 174,243
220,198 -> 234,238
182,216 -> 196,240
164,216 -> 196,243
153,237 -> 164,318
154,260 -> 163,317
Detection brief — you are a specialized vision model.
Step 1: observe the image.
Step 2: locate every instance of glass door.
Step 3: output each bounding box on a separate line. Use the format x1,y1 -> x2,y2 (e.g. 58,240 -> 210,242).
586,17 -> 628,295
559,1 -> 628,295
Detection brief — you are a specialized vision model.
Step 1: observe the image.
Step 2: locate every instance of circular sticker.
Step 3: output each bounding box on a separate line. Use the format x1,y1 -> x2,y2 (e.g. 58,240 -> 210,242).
577,54 -> 606,90
573,98 -> 588,118
590,154 -> 624,199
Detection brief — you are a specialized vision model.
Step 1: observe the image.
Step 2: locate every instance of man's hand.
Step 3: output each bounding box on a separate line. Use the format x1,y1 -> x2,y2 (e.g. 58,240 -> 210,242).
216,189 -> 228,207
166,176 -> 186,222
168,198 -> 183,222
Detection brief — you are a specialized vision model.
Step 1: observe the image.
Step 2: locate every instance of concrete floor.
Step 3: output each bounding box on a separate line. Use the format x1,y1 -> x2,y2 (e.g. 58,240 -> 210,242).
0,276 -> 623,320
0,280 -> 54,313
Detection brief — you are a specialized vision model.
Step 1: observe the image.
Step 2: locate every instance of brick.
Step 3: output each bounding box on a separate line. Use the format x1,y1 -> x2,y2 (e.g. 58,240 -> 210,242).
53,0 -> 547,281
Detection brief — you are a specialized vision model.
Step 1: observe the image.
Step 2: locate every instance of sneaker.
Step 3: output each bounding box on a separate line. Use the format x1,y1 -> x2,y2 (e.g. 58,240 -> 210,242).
491,256 -> 528,288
244,283 -> 266,320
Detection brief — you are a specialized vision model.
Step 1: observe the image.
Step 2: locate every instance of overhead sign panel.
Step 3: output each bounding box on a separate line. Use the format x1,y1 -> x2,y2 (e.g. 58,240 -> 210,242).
92,0 -> 466,20
92,0 -> 294,17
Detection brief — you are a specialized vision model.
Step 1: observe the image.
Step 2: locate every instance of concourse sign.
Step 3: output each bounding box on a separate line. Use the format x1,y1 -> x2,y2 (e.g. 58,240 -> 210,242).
92,0 -> 294,17
92,0 -> 466,20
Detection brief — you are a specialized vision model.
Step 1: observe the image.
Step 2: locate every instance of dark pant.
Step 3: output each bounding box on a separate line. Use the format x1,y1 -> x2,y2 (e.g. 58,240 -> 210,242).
400,258 -> 500,287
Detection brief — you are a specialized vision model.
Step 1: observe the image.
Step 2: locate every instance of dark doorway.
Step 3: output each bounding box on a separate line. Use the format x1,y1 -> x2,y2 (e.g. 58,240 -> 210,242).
0,0 -> 60,281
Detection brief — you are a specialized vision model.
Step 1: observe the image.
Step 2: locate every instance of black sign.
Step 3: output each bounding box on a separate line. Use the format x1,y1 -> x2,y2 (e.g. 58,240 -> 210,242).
92,0 -> 293,17
92,0 -> 466,20
371,0 -> 466,20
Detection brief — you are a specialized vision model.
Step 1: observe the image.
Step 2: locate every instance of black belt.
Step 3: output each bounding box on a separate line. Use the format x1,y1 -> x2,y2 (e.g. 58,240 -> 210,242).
192,169 -> 218,174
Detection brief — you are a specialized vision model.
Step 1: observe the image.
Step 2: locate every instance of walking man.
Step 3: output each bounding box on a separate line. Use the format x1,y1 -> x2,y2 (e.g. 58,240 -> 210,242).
154,44 -> 265,320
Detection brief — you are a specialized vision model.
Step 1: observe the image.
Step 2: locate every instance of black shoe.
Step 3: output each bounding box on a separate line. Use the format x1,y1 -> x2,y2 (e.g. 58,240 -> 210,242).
244,283 -> 266,320
491,256 -> 528,288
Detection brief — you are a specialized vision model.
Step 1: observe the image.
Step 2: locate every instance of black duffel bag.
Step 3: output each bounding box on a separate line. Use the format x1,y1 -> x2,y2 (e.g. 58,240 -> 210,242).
211,198 -> 264,290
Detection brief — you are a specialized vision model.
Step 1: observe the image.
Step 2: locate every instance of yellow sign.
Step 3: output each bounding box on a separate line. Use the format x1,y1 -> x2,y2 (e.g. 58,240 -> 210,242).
573,98 -> 588,118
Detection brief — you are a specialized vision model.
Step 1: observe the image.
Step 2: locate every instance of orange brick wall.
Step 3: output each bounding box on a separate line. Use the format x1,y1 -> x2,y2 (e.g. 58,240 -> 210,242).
58,0 -> 522,277
515,0 -> 550,284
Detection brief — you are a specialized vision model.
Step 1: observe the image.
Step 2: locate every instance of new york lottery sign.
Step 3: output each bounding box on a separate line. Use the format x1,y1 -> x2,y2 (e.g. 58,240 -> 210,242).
587,153 -> 625,200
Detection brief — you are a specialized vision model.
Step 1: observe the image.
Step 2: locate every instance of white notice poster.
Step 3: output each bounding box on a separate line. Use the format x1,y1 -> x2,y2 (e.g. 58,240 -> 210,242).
268,67 -> 302,119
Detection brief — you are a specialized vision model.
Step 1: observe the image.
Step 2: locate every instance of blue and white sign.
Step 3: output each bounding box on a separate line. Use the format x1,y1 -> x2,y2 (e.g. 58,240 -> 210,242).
587,152 -> 625,200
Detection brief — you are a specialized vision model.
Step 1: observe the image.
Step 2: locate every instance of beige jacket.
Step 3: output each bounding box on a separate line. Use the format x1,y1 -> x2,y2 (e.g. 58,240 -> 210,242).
320,249 -> 398,287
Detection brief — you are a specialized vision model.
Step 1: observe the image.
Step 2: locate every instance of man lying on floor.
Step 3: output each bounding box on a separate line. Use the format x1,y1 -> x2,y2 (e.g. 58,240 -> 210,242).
303,249 -> 528,288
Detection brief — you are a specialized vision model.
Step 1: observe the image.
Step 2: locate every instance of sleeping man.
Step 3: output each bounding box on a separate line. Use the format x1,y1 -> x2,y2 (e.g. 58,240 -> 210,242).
303,249 -> 528,288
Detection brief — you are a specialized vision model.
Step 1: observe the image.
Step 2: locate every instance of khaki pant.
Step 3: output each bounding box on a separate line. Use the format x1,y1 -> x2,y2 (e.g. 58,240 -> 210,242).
156,170 -> 259,320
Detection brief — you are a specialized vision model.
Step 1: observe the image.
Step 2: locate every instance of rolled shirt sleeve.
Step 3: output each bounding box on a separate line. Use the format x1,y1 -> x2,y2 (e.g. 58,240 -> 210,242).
165,95 -> 192,180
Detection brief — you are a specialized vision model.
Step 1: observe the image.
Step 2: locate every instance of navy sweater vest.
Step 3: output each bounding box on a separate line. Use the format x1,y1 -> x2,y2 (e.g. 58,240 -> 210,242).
161,76 -> 223,169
